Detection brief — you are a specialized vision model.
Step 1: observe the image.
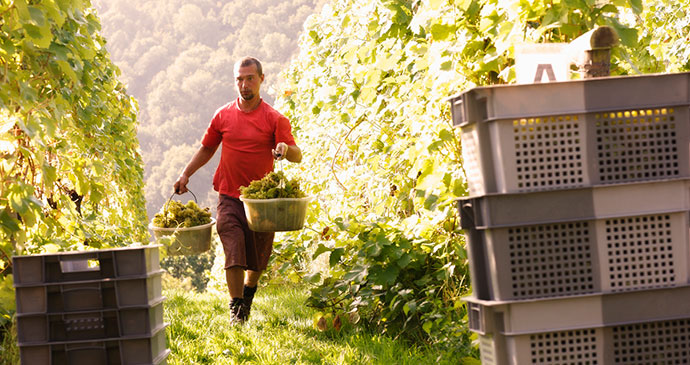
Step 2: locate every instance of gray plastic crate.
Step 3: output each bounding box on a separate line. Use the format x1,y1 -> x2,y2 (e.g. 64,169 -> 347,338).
473,317 -> 690,365
13,245 -> 161,286
449,72 -> 690,196
15,272 -> 164,314
465,285 -> 690,336
459,179 -> 690,300
16,299 -> 166,345
18,325 -> 169,365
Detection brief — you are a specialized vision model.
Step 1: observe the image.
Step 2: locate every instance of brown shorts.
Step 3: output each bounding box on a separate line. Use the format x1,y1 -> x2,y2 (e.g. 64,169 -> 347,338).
216,194 -> 275,271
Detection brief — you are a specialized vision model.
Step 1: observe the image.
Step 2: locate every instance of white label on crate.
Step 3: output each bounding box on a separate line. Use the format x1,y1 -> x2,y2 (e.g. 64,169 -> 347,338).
515,43 -> 570,84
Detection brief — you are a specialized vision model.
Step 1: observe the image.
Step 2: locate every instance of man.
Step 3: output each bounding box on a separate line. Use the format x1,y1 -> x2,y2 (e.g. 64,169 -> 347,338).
174,56 -> 302,323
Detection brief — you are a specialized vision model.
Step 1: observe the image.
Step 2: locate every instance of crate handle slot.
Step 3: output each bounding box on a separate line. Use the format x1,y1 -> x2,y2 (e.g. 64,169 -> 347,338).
65,344 -> 107,352
61,286 -> 101,294
467,302 -> 484,332
452,97 -> 465,126
59,255 -> 100,273
459,201 -> 476,229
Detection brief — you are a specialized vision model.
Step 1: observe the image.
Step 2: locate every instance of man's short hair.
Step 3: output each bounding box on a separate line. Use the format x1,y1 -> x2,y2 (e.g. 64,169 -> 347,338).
236,57 -> 263,76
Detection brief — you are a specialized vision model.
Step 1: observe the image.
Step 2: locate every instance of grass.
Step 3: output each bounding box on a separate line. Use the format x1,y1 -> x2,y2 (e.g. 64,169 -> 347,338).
0,283 -> 473,365
0,322 -> 19,365
164,284 -> 464,365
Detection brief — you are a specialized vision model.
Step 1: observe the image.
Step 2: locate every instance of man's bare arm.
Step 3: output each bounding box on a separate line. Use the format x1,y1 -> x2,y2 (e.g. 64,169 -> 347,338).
273,142 -> 302,163
174,144 -> 218,193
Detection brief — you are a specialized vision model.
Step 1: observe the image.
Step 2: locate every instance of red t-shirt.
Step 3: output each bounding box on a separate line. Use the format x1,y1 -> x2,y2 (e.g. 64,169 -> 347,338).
201,99 -> 296,198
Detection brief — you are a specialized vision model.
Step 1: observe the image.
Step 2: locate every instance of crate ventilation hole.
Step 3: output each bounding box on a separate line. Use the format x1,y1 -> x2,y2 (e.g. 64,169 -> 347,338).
513,115 -> 584,191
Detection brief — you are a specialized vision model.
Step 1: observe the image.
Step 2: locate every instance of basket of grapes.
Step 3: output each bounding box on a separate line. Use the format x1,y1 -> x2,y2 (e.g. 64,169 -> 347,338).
239,171 -> 312,232
149,191 -> 215,256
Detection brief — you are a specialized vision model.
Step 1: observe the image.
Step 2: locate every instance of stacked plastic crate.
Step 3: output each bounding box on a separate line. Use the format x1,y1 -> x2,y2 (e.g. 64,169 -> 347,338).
12,245 -> 169,365
451,72 -> 690,364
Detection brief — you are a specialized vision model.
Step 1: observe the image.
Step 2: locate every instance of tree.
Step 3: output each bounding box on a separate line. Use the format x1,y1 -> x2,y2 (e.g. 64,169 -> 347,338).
0,0 -> 147,326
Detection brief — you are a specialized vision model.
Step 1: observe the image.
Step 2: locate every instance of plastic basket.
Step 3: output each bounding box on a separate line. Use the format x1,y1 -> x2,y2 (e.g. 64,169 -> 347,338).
449,72 -> 690,196
18,325 -> 169,365
149,218 -> 215,256
15,272 -> 164,314
473,316 -> 690,365
465,286 -> 690,364
16,299 -> 166,345
458,178 -> 690,301
239,196 -> 313,232
12,246 -> 161,286
465,285 -> 690,336
149,190 -> 214,256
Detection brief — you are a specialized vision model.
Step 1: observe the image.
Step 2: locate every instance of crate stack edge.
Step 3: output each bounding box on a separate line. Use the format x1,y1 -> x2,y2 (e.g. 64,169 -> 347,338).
12,245 -> 170,365
452,72 -> 690,364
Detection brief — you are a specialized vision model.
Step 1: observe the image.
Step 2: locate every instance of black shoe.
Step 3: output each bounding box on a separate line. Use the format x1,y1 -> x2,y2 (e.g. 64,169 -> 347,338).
240,285 -> 258,321
229,297 -> 245,324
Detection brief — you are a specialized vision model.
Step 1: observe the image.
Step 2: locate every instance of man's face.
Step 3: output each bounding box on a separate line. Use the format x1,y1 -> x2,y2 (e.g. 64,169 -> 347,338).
234,63 -> 264,102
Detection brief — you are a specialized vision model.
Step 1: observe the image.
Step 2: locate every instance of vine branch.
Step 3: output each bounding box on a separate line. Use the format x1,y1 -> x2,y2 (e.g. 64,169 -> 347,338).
0,247 -> 12,275
330,115 -> 366,191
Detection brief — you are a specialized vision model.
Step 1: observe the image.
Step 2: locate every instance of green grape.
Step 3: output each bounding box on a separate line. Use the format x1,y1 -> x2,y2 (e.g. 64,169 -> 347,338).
239,171 -> 307,199
152,199 -> 212,228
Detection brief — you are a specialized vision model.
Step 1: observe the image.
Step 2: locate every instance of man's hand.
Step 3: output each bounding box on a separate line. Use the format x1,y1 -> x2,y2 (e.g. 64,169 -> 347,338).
174,174 -> 189,194
272,142 -> 288,160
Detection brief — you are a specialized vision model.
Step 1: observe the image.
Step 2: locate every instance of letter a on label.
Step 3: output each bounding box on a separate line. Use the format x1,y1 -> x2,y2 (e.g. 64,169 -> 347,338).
534,64 -> 557,83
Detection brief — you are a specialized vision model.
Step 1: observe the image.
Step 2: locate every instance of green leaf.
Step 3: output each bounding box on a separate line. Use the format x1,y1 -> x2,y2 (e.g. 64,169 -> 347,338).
342,265 -> 367,283
0,37 -> 16,56
312,243 -> 331,259
609,22 -> 638,47
403,300 -> 416,315
426,140 -> 444,152
28,6 -> 46,26
423,194 -> 439,210
396,253 -> 412,268
44,2 -> 67,28
9,192 -> 28,215
0,210 -> 21,233
452,178 -> 465,197
49,42 -> 70,61
57,60 -> 78,82
440,60 -> 452,71
430,23 -> 455,41
91,160 -> 105,176
438,129 -> 453,142
598,4 -> 619,14
381,265 -> 399,285
478,16 -> 494,33
42,163 -> 57,186
466,0 -> 480,17
628,0 -> 643,14
13,0 -> 30,20
303,272 -> 321,284
90,182 -> 104,205
422,320 -> 433,334
22,22 -> 52,49
329,247 -> 344,267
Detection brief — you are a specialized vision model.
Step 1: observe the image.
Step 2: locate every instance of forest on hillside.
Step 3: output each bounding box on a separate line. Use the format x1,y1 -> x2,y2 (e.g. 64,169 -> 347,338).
92,0 -> 326,219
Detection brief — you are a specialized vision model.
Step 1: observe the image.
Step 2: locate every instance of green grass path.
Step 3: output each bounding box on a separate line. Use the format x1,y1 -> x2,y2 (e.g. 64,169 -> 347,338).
165,284 -> 461,365
1,284 -> 472,364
